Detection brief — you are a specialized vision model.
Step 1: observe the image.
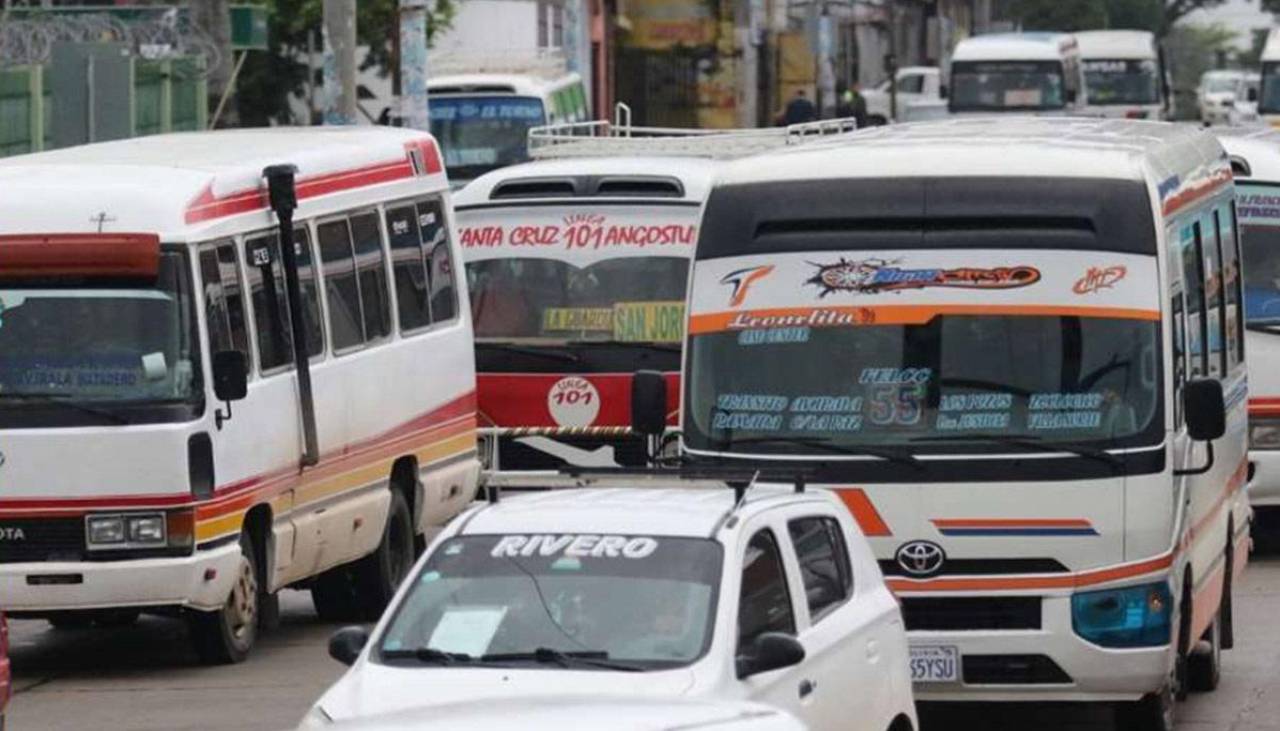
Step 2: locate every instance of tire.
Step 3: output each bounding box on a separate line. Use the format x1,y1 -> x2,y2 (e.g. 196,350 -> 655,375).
310,565 -> 362,622
1187,611 -> 1223,692
1116,683 -> 1176,731
1174,580 -> 1192,701
353,489 -> 415,620
1221,536 -> 1235,650
188,532 -> 259,664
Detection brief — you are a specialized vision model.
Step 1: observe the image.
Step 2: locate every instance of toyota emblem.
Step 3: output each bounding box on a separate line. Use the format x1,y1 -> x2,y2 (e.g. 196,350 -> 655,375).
895,540 -> 946,577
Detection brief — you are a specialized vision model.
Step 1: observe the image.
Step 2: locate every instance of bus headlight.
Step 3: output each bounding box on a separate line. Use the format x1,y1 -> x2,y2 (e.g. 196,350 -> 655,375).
86,512 -> 168,549
86,515 -> 126,545
1250,419 -> 1280,449
1072,581 -> 1172,648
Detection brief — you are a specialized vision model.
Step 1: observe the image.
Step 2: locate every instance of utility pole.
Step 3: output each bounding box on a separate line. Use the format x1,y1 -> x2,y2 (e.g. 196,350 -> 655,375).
191,0 -> 235,127
399,0 -> 430,130
322,0 -> 358,125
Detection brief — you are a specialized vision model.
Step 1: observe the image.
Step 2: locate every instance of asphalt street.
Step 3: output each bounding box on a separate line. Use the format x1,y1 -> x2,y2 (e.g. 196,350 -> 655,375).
7,532 -> 1280,731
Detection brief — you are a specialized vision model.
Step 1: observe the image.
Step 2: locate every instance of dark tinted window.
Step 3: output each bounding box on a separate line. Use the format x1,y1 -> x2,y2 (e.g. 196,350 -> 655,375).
198,240 -> 249,358
1220,207 -> 1243,369
738,529 -> 795,649
788,517 -> 852,620
899,74 -> 925,94
387,204 -> 432,332
244,234 -> 293,371
294,227 -> 325,358
1206,216 -> 1226,377
350,212 -> 392,341
417,199 -> 458,322
318,219 -> 364,351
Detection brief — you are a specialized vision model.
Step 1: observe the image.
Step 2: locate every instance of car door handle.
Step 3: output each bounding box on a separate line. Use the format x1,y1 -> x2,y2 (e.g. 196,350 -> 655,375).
798,679 -> 816,698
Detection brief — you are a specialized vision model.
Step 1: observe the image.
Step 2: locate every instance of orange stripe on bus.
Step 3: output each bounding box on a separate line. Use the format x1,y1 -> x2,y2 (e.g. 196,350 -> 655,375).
835,488 -> 892,537
688,304 -> 1160,335
887,552 -> 1175,593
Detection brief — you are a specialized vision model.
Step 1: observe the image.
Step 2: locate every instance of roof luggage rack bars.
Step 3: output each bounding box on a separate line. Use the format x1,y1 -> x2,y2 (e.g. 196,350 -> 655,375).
482,465 -> 811,504
528,103 -> 858,160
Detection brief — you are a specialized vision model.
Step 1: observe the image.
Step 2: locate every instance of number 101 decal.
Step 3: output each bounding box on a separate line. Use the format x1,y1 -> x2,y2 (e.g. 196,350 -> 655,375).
547,376 -> 601,428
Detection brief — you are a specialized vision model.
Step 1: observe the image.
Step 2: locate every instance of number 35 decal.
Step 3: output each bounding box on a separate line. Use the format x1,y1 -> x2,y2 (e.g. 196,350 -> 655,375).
867,385 -> 924,425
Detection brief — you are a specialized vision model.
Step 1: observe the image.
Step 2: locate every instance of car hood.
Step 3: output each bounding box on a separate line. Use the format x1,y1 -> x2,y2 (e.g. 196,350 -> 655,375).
317,662 -> 698,722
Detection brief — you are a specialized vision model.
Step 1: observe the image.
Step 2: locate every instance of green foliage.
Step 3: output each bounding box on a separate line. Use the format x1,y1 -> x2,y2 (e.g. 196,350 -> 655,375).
1004,0 -> 1229,37
1008,0 -> 1108,33
233,0 -> 455,127
1163,23 -> 1239,117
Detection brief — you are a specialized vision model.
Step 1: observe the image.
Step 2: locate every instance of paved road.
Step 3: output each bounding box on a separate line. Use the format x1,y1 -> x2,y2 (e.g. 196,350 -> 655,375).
7,534 -> 1280,731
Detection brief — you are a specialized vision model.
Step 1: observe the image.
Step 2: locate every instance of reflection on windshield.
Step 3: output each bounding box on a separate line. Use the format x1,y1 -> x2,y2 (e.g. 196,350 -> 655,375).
0,252 -> 197,403
951,61 -> 1066,110
685,315 -> 1161,455
429,96 -> 546,180
378,535 -> 721,668
467,257 -> 688,342
1241,223 -> 1280,324
1084,59 -> 1159,105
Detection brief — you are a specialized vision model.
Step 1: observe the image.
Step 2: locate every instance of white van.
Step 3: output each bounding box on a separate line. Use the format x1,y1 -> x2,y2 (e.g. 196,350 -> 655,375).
428,54 -> 589,185
1198,70 -> 1249,126
1216,127 -> 1280,515
0,128 -> 481,662
635,118 -> 1249,731
1076,30 -> 1168,120
948,33 -> 1084,116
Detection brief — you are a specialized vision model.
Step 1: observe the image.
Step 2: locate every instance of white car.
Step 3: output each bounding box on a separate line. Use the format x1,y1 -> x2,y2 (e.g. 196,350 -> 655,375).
862,67 -> 943,124
301,484 -> 917,731
313,697 -> 808,730
1199,69 -> 1249,125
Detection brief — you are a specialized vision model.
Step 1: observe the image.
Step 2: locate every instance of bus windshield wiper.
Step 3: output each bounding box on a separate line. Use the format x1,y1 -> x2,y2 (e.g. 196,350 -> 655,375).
0,393 -> 131,425
911,433 -> 1122,468
381,647 -> 475,665
476,342 -> 581,364
720,435 -> 922,469
480,647 -> 644,672
570,340 -> 681,352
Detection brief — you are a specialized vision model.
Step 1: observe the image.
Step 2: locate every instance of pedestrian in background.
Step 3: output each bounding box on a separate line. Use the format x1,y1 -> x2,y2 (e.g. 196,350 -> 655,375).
783,89 -> 817,125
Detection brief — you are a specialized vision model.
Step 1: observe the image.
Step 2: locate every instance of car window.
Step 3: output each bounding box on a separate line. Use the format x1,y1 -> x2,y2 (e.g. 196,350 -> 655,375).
787,516 -> 853,621
738,529 -> 795,650
899,74 -> 925,94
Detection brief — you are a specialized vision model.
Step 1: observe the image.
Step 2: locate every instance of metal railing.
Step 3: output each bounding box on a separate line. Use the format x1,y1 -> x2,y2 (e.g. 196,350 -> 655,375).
528,103 -> 858,159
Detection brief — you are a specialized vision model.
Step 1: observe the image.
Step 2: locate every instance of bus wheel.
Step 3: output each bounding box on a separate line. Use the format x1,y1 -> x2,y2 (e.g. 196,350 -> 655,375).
1116,684 -> 1175,731
188,533 -> 258,664
1187,610 -> 1223,692
311,566 -> 362,622
353,489 -> 415,620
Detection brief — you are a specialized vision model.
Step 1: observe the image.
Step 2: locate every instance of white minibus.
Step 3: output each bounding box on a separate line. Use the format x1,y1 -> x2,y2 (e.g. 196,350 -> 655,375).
1076,30 -> 1168,120
0,128 -> 481,663
1216,127 -> 1280,517
631,118 -> 1250,731
1257,30 -> 1280,128
948,33 -> 1085,116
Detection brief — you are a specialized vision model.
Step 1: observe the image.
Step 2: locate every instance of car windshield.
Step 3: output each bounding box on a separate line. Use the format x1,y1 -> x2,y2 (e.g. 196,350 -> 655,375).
1083,59 -> 1159,105
378,534 -> 722,669
684,314 -> 1161,455
429,96 -> 546,181
1259,64 -> 1280,113
1206,76 -> 1241,94
1238,184 -> 1280,327
0,251 -> 198,404
467,257 -> 688,342
950,60 -> 1066,111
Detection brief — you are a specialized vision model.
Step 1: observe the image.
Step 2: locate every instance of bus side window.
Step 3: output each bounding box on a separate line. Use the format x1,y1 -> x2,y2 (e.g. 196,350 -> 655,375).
244,233 -> 294,372
294,226 -> 326,358
1205,213 -> 1226,377
416,198 -> 458,323
1182,223 -> 1208,378
318,219 -> 365,352
386,203 -> 432,333
350,212 -> 392,343
1225,202 -> 1245,368
1172,293 -> 1186,426
198,240 -> 249,360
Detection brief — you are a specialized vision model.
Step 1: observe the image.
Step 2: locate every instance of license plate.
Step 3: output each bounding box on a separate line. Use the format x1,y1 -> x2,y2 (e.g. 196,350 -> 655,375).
909,645 -> 961,683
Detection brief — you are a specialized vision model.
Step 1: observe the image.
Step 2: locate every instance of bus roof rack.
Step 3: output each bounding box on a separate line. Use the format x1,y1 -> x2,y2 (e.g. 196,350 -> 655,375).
528,103 -> 858,160
431,48 -> 570,78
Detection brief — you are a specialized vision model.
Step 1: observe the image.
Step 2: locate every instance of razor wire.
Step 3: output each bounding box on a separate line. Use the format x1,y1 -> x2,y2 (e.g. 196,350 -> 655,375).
0,10 -> 224,78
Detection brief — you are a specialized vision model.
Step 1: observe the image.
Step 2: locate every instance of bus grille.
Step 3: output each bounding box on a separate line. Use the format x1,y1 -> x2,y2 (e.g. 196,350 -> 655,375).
963,654 -> 1072,685
0,518 -> 85,563
901,596 -> 1042,631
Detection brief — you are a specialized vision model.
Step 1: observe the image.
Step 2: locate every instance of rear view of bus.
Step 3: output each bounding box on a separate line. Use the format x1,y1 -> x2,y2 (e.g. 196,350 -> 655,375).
678,119 -> 1248,729
1076,30 -> 1168,120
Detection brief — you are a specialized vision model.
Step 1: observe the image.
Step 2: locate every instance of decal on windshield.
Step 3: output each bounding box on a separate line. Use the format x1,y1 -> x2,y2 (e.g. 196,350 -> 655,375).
540,302 -> 686,342
460,214 -> 696,251
806,258 -> 1041,297
490,535 -> 660,560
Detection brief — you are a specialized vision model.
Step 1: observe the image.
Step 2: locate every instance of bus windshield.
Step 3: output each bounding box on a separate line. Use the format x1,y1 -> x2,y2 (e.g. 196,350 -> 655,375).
1084,59 -> 1160,105
1238,184 -> 1280,326
951,61 -> 1067,111
429,96 -> 547,181
1260,64 -> 1280,114
0,251 -> 199,406
684,315 -> 1161,456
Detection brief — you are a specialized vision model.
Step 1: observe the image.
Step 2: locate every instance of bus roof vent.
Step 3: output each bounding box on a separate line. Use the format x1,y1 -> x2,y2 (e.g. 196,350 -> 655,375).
491,177 -> 580,199
593,176 -> 684,198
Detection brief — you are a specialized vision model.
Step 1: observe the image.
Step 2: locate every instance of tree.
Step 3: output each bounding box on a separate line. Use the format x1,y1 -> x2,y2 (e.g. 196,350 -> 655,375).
234,0 -> 455,127
1005,0 -> 1229,37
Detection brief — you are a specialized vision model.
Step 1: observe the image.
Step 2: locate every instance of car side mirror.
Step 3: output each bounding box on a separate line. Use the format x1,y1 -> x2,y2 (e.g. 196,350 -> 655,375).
631,370 -> 668,438
736,632 -> 806,679
212,350 -> 248,429
1184,378 -> 1225,442
328,625 -> 369,666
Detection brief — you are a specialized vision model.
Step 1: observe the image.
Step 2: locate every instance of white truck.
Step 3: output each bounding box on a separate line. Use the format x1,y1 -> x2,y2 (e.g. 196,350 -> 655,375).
861,67 -> 943,125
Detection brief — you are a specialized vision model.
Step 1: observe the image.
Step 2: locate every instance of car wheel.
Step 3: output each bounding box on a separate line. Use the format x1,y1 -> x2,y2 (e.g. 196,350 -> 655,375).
188,532 -> 259,664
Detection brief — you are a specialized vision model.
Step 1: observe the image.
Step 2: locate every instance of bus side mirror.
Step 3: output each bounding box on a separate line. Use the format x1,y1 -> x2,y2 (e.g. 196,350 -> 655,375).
631,370 -> 668,438
212,350 -> 248,429
1184,379 -> 1225,441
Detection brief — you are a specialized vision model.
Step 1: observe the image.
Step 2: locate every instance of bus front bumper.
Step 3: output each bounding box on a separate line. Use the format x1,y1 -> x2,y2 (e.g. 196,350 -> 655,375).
908,593 -> 1170,703
0,543 -> 241,613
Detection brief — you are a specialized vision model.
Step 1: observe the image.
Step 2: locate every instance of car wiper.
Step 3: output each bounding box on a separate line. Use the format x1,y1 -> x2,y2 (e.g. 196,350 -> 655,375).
0,394 -> 131,425
480,647 -> 644,672
911,433 -> 1122,468
719,435 -> 922,469
571,340 -> 681,352
381,647 -> 474,665
476,342 -> 581,364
